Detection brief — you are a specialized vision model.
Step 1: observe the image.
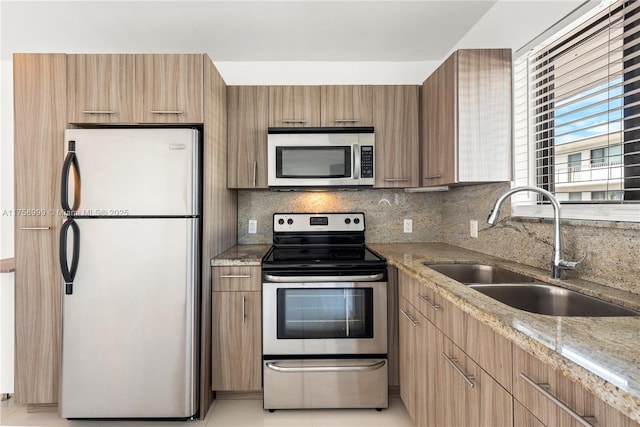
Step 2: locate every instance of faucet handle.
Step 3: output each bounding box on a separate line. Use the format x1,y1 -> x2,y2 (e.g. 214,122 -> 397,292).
558,252 -> 587,270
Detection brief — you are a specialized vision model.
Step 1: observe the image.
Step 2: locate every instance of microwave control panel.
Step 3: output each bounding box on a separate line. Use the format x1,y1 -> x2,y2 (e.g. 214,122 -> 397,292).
360,146 -> 374,178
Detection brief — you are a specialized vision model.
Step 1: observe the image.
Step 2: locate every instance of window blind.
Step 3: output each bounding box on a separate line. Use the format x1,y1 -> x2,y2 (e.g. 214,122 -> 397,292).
514,0 -> 640,221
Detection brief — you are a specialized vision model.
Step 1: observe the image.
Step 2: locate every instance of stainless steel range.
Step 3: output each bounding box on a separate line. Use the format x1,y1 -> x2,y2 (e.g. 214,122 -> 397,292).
261,212 -> 388,411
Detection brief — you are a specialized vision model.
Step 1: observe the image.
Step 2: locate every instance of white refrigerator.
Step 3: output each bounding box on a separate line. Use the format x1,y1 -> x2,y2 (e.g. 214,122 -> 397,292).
58,128 -> 200,419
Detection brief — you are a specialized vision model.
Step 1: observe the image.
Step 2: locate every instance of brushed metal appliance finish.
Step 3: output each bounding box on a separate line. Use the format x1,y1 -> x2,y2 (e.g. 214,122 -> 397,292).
262,281 -> 387,355
273,212 -> 365,233
267,131 -> 374,187
263,358 -> 388,410
426,263 -> 536,284
469,283 -> 640,317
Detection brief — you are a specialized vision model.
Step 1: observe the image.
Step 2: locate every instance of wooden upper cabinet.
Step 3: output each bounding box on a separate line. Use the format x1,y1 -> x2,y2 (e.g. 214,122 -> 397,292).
67,54 -> 135,123
269,86 -> 321,127
373,85 -> 419,188
136,54 -> 204,124
421,49 -> 512,187
321,85 -> 373,127
227,86 -> 269,189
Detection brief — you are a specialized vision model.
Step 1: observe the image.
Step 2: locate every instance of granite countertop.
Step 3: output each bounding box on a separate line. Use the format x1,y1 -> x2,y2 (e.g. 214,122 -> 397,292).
211,244 -> 271,266
368,242 -> 640,423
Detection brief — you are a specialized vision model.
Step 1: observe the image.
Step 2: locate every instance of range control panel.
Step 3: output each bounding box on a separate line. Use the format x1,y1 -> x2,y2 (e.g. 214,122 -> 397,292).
273,213 -> 365,233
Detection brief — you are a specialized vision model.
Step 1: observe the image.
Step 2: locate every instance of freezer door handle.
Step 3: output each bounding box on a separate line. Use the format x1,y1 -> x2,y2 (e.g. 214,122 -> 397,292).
60,219 -> 80,295
61,140 -> 81,212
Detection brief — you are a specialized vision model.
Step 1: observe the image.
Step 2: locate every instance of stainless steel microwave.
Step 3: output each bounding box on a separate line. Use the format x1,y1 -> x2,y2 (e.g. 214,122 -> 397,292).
267,127 -> 375,188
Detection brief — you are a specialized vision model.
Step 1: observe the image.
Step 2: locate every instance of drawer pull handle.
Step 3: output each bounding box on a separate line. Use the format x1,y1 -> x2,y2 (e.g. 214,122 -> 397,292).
442,352 -> 475,388
384,178 -> 410,182
19,227 -> 51,230
82,110 -> 115,114
418,294 -> 441,311
150,110 -> 184,114
282,119 -> 307,124
519,373 -> 597,427
219,274 -> 251,279
266,360 -> 385,373
400,308 -> 419,326
425,175 -> 442,179
242,296 -> 246,323
334,119 -> 360,123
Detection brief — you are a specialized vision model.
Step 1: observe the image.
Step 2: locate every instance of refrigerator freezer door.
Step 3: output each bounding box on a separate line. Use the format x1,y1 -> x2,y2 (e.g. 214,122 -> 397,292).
63,128 -> 198,216
59,218 -> 198,418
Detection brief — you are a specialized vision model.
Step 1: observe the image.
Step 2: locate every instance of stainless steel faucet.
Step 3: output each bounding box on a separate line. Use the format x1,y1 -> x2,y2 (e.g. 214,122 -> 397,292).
486,186 -> 585,279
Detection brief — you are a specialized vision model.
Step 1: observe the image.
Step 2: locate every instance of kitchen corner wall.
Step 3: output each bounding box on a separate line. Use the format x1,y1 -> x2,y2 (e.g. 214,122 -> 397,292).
441,182 -> 640,295
237,189 -> 444,244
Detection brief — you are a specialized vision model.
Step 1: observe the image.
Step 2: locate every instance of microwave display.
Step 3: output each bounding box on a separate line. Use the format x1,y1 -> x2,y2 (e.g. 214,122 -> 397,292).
276,147 -> 351,178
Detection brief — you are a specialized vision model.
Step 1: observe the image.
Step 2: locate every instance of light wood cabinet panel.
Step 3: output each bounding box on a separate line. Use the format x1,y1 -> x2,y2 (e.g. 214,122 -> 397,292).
269,86 -> 321,127
514,400 -> 546,427
227,86 -> 269,189
398,296 -> 417,422
373,86 -> 420,188
421,49 -> 512,187
212,291 -> 261,391
211,266 -> 261,292
513,346 -> 640,427
387,266 -> 399,388
67,54 -> 135,123
321,85 -> 373,127
137,54 -> 203,123
436,336 -> 513,427
415,310 -> 439,427
13,53 -> 66,405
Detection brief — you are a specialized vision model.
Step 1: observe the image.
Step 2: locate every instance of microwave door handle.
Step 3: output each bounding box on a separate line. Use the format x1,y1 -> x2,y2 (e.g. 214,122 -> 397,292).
353,144 -> 360,180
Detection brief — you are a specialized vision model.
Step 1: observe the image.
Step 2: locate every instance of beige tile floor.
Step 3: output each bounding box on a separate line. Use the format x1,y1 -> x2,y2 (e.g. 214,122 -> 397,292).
1,397 -> 414,427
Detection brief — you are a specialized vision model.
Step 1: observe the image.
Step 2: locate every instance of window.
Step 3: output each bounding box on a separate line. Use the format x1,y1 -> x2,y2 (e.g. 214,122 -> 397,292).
513,0 -> 640,222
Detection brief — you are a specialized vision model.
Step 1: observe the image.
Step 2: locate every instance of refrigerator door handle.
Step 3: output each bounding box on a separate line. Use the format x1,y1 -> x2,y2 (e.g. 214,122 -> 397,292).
60,219 -> 80,295
61,140 -> 81,212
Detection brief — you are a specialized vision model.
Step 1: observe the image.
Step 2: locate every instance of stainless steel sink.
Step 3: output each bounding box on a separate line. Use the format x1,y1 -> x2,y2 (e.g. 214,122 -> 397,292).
469,284 -> 640,317
426,263 -> 536,284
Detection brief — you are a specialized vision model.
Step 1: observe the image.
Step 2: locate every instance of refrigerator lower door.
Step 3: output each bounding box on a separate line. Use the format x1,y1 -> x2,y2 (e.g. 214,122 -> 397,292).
59,218 -> 198,419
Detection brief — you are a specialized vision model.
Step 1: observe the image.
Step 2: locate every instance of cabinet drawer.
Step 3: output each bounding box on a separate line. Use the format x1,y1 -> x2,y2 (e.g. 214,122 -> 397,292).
464,315 -> 512,393
513,345 -> 640,427
212,266 -> 261,291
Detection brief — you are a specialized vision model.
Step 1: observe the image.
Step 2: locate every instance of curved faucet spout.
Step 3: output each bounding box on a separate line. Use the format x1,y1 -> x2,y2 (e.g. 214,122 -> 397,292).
486,186 -> 582,279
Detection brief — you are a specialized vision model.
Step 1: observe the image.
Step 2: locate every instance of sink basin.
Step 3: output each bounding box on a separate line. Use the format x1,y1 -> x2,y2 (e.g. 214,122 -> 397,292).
426,263 -> 536,284
469,284 -> 640,317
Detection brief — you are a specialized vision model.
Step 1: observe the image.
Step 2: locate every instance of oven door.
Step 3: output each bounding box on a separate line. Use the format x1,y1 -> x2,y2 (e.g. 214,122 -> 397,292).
262,280 -> 387,356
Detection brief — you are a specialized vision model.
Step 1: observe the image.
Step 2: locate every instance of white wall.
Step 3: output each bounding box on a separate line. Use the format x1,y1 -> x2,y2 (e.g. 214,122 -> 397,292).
0,59 -> 15,394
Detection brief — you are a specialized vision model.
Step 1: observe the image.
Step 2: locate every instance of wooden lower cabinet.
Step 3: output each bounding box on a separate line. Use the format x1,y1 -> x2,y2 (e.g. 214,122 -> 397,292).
514,400 -> 546,427
398,296 -> 417,421
211,266 -> 262,391
436,336 -> 513,427
513,346 -> 640,427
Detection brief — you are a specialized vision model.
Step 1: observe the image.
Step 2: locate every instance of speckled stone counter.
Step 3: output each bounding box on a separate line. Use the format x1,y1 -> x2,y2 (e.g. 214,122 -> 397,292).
210,244 -> 271,266
369,242 -> 640,423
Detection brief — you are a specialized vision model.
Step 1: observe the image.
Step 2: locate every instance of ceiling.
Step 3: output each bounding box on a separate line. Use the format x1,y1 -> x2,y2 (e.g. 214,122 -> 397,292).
1,0 -> 589,61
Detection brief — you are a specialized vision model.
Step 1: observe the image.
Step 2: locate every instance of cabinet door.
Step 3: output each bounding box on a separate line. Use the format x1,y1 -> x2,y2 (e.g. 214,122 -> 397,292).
373,86 -> 420,188
227,86 -> 269,189
13,54 -> 66,405
415,311 -> 439,427
421,53 -> 456,186
269,86 -> 320,127
137,54 -> 203,123
321,85 -> 373,127
437,336 -> 513,427
212,291 -> 262,391
513,346 -> 640,427
514,400 -> 546,427
67,54 -> 135,123
398,296 -> 417,422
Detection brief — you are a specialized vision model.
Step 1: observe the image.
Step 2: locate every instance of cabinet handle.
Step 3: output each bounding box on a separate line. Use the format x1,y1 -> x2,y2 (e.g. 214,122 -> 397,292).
384,178 -> 410,182
242,296 -> 246,323
219,274 -> 251,279
442,352 -> 475,388
418,294 -> 441,311
82,110 -> 115,114
519,373 -> 597,427
253,161 -> 257,187
19,227 -> 51,230
150,110 -> 184,114
334,119 -> 360,123
281,119 -> 307,124
400,308 -> 419,326
425,175 -> 442,179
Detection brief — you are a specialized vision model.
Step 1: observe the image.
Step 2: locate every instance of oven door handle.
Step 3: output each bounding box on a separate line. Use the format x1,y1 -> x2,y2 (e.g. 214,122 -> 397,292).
265,360 -> 386,373
264,273 -> 385,283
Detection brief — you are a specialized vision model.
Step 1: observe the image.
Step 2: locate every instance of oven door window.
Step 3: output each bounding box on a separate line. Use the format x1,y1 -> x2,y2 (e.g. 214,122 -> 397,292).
276,147 -> 352,178
277,288 -> 373,339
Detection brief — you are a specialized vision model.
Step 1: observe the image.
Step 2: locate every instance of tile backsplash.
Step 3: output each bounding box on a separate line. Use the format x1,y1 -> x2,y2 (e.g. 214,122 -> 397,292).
237,183 -> 640,295
237,189 -> 444,244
